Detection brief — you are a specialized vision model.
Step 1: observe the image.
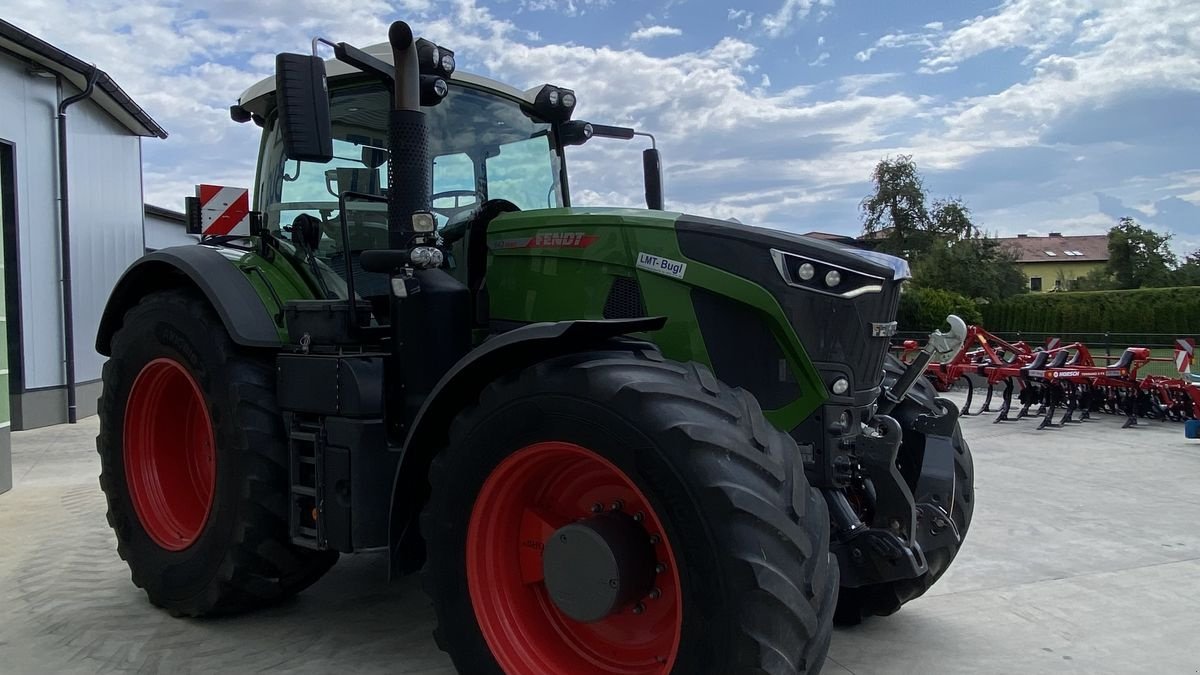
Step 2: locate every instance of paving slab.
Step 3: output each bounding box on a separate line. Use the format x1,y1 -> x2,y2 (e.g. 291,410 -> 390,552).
1,394 -> 1198,674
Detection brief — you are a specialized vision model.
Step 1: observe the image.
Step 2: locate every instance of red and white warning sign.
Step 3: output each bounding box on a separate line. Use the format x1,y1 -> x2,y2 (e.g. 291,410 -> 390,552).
1046,337 -> 1061,351
196,184 -> 250,236
1175,338 -> 1194,374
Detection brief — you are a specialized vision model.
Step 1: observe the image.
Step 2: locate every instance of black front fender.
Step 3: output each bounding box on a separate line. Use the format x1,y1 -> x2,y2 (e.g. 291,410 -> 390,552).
387,316 -> 666,576
96,246 -> 283,356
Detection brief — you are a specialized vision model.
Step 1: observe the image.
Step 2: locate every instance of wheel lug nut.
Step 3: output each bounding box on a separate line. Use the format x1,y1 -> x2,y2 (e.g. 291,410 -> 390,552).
591,503 -> 603,513
610,500 -> 624,511
648,588 -> 661,600
633,511 -> 645,522
648,534 -> 660,545
632,603 -> 645,614
655,563 -> 666,574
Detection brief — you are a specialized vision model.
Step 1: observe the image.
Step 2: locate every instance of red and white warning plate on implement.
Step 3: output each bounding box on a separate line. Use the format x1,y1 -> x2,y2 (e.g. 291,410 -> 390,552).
196,184 -> 250,237
1175,338 -> 1195,374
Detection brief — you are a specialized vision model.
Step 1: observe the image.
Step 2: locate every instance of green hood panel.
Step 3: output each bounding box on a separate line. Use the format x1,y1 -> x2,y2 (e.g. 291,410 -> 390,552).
483,207 -> 828,427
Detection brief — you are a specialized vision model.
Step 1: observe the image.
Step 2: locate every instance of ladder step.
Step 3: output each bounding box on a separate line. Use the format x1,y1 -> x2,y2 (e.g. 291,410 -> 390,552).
291,485 -> 317,497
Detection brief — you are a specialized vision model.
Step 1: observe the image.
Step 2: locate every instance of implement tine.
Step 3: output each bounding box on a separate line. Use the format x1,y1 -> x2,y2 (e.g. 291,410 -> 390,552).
994,378 -> 1014,423
1038,402 -> 1057,429
960,375 -> 975,416
981,381 -> 995,412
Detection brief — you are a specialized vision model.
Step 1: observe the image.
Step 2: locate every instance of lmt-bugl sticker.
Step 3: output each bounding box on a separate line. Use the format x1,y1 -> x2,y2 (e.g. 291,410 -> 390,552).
637,252 -> 687,279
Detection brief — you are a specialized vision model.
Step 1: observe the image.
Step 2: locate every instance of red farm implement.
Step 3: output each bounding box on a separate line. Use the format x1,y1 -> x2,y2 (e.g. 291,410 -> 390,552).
902,327 -> 1200,430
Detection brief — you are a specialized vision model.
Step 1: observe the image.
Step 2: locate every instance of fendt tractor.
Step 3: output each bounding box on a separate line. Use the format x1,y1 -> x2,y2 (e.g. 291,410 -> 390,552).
96,20 -> 975,674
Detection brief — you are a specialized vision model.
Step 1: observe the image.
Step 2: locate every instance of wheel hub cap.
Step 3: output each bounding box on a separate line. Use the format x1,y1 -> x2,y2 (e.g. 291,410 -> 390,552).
543,513 -> 656,623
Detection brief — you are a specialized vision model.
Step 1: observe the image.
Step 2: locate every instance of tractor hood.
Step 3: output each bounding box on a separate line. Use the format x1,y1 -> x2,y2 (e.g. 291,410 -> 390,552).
491,207 -> 909,282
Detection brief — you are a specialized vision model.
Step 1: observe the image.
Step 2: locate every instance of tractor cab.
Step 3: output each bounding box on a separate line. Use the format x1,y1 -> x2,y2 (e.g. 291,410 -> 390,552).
233,44 -> 660,311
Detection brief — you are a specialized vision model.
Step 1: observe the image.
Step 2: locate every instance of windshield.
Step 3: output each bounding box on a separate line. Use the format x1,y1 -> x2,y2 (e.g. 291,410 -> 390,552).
257,81 -> 562,255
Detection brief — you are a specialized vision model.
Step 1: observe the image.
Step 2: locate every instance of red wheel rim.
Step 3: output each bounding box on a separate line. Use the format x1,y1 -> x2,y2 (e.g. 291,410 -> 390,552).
467,441 -> 682,674
123,358 -> 216,551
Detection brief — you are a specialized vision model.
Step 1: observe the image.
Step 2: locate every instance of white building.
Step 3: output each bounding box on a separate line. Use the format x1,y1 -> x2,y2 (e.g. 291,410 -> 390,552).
144,203 -> 196,251
0,19 -> 166,492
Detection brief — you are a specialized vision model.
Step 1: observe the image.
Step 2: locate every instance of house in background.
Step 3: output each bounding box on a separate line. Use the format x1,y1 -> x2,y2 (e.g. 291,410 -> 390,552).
997,232 -> 1109,292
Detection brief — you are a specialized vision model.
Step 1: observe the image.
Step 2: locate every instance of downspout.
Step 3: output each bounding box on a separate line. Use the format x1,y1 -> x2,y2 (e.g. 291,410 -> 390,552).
56,65 -> 98,424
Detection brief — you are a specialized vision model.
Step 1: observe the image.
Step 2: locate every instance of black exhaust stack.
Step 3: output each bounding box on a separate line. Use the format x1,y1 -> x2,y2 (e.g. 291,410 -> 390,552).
385,21 -> 430,249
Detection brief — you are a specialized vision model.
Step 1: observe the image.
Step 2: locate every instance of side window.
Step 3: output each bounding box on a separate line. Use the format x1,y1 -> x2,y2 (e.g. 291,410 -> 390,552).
1030,277 -> 1043,292
432,153 -> 476,227
485,136 -> 559,211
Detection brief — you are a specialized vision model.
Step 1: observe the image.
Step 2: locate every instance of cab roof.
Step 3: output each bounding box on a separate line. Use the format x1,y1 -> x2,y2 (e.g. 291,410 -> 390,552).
237,41 -> 538,118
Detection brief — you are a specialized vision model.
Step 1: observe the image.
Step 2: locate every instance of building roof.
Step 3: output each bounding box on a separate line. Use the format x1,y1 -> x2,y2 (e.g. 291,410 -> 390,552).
997,232 -> 1109,263
0,19 -> 167,139
144,204 -> 185,223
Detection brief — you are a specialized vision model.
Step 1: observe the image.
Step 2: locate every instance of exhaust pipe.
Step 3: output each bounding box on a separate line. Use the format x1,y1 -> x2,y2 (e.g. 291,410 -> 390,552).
385,21 -> 431,250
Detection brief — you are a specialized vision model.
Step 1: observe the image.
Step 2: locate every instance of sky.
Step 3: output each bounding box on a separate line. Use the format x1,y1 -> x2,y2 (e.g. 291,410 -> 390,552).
6,0 -> 1200,252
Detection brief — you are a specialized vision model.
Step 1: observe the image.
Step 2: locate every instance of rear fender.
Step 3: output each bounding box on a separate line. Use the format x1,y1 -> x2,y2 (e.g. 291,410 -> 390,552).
388,316 -> 666,576
96,246 -> 283,356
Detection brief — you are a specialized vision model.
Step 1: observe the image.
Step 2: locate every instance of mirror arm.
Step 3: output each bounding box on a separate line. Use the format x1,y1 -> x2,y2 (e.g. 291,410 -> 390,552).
334,42 -> 396,86
633,131 -> 657,149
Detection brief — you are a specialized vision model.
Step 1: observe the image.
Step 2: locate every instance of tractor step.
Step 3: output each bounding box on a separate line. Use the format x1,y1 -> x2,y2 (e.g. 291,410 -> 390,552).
284,411 -> 398,553
287,417 -> 325,550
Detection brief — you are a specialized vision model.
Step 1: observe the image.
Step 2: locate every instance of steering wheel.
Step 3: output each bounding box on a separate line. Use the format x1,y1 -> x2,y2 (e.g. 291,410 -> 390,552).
431,190 -> 480,221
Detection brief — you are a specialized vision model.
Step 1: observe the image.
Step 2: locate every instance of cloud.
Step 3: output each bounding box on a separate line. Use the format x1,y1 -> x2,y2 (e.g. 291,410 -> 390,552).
517,0 -> 611,16
761,0 -> 832,38
855,29 -> 936,63
629,25 -> 683,41
727,8 -> 754,31
817,35 -> 825,46
809,52 -> 830,67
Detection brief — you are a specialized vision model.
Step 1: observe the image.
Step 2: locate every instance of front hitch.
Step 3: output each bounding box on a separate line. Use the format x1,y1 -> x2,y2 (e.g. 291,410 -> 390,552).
828,316 -> 968,588
878,314 -> 967,415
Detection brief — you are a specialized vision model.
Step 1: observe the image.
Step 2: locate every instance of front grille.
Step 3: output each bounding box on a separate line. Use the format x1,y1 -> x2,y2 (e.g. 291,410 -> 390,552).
781,283 -> 900,393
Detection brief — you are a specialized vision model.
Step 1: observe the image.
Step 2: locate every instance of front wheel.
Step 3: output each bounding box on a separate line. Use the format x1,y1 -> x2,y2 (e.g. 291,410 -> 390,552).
421,348 -> 837,674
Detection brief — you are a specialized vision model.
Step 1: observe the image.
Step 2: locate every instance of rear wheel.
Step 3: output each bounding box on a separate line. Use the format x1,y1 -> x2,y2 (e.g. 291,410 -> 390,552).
422,348 -> 837,674
97,289 -> 337,616
834,354 -> 975,623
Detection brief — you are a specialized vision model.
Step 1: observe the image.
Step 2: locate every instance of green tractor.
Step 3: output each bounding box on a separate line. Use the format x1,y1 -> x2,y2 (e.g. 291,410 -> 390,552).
96,20 -> 974,674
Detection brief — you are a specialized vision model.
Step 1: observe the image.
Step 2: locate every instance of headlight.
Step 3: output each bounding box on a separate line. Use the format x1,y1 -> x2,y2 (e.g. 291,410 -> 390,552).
548,89 -> 560,106
831,377 -> 850,395
770,249 -> 885,299
561,92 -> 576,108
440,52 -> 456,75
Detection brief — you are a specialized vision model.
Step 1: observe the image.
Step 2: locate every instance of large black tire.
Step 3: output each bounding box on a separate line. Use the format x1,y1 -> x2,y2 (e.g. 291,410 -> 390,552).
421,347 -> 837,674
97,289 -> 337,616
834,354 -> 975,623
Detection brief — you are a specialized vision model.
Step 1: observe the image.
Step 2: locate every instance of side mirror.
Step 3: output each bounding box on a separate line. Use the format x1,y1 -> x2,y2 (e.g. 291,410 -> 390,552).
643,148 -> 664,210
275,53 -> 333,163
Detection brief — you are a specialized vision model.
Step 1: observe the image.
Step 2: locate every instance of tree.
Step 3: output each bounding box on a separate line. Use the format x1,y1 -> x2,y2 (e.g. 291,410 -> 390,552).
1171,249 -> 1200,287
929,198 -> 979,240
913,235 -> 1028,302
860,155 -> 931,258
1105,217 -> 1176,289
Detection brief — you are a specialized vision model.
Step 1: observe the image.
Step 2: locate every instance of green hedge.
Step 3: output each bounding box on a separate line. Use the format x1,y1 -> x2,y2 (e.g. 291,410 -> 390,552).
981,287 -> 1200,335
898,286 -> 983,331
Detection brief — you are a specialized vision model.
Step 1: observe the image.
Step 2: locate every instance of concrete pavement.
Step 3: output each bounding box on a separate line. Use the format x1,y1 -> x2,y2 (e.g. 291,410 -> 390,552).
2,393 -> 1199,674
